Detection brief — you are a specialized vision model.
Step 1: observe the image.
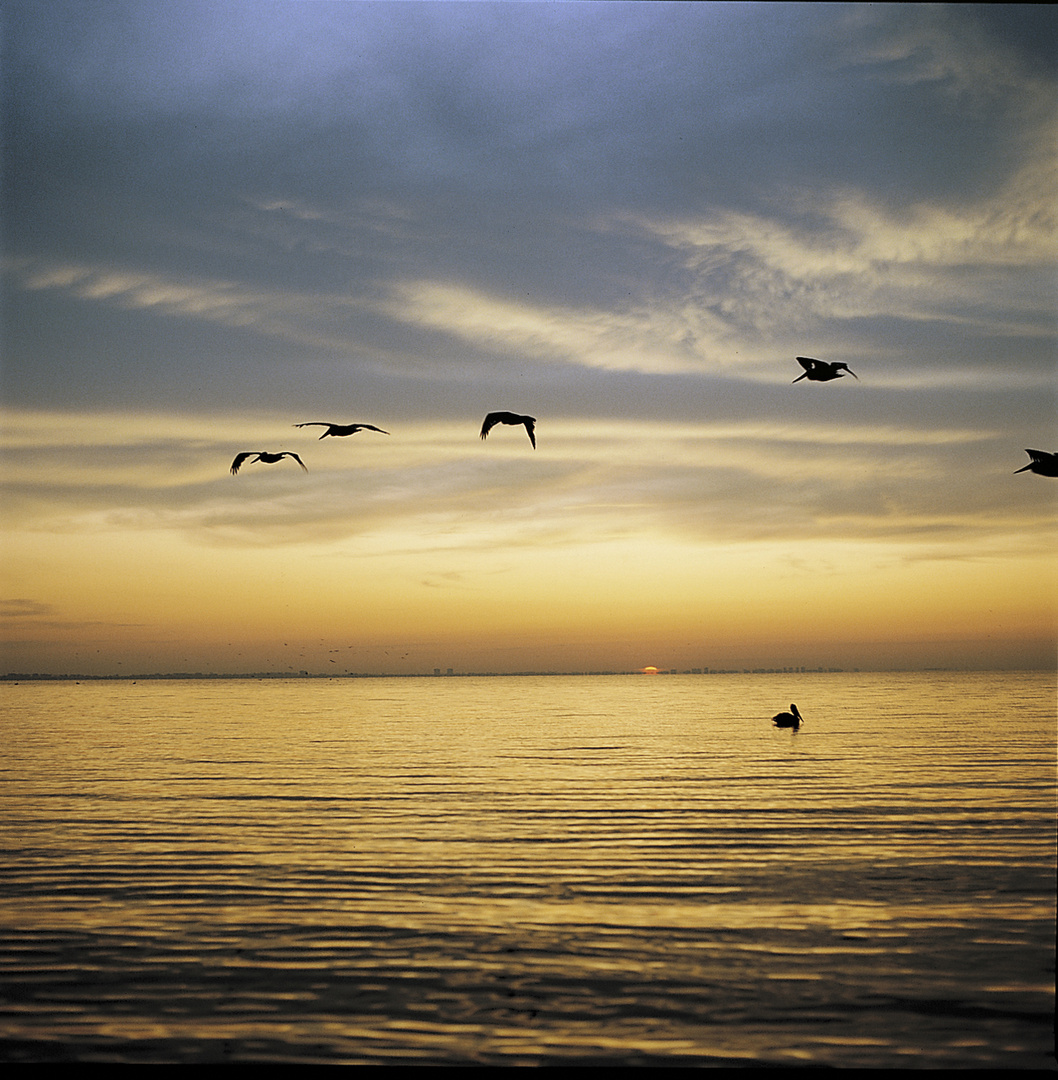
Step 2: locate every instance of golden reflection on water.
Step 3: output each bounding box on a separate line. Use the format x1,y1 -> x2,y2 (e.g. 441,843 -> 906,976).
0,671 -> 1054,1066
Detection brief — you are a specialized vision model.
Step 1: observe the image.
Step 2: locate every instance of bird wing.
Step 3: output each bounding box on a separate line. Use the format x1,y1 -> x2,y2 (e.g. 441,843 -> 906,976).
362,424 -> 389,434
1016,449 -> 1058,474
523,417 -> 537,448
230,452 -> 257,475
480,413 -> 501,439
285,452 -> 308,471
795,356 -> 819,371
294,422 -> 329,429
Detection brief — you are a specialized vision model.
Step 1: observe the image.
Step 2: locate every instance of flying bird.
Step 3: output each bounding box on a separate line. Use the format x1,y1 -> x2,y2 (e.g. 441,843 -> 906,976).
772,704 -> 803,730
294,422 -> 389,439
480,411 -> 536,448
1014,450 -> 1058,477
793,356 -> 858,383
230,451 -> 307,475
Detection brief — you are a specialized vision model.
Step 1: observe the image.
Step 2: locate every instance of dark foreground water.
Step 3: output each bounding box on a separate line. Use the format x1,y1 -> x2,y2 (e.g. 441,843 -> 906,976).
1,671 -> 1054,1066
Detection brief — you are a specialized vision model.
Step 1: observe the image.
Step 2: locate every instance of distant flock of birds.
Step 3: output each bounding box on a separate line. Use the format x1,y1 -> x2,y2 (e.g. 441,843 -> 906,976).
229,356 -> 1054,478
229,356 -> 1055,730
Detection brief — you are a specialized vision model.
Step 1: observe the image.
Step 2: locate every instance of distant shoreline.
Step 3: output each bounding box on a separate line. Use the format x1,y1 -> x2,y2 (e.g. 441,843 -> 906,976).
18,667 -> 1042,684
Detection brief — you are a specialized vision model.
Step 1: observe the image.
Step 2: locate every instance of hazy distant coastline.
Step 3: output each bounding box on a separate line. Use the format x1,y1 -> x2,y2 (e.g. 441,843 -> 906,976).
20,666 -> 993,682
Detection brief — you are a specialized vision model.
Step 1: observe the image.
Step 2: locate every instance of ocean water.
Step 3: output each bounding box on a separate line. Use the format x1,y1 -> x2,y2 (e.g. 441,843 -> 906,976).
1,671 -> 1054,1067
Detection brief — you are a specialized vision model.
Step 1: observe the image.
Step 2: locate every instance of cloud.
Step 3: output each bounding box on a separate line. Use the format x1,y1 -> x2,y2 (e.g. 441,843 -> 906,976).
607,151 -> 1057,379
5,3 -> 1054,409
373,278 -> 721,376
3,407 -> 1051,559
837,3 -> 1053,102
5,256 -> 369,354
0,598 -> 53,618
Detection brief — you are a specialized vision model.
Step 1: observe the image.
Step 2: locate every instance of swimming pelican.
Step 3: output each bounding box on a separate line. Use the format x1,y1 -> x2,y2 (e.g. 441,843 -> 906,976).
772,704 -> 803,729
230,451 -> 307,475
793,356 -> 857,383
294,422 -> 389,439
480,411 -> 536,448
1014,449 -> 1058,477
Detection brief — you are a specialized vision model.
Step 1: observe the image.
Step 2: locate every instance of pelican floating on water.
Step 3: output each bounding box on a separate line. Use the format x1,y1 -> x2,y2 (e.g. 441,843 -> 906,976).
1014,449 -> 1058,477
230,451 -> 307,475
793,357 -> 857,383
772,704 -> 803,729
480,411 -> 537,449
294,422 -> 389,439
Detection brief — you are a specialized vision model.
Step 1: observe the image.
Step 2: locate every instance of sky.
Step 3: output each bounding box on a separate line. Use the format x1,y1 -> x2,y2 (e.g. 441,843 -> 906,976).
2,1 -> 1056,676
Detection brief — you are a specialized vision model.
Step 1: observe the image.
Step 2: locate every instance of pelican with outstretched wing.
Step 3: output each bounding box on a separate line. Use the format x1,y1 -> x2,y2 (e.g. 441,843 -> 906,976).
480,411 -> 536,448
230,451 -> 307,475
793,356 -> 857,383
294,422 -> 389,439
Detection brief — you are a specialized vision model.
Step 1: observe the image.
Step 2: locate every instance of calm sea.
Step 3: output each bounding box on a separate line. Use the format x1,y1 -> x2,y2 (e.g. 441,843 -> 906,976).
1,671 -> 1054,1067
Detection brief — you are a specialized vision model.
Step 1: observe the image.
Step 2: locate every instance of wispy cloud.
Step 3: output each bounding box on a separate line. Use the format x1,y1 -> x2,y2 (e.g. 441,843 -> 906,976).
0,597 -> 53,618
837,3 -> 1052,102
5,256 -> 373,354
609,154 -> 1057,377
3,408 -> 1049,557
375,279 -> 718,375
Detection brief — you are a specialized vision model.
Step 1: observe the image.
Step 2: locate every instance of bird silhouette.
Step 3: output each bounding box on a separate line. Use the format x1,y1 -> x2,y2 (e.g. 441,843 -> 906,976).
480,411 -> 536,448
793,356 -> 858,382
772,704 -> 803,729
1014,450 -> 1058,477
230,451 -> 307,475
294,422 -> 389,439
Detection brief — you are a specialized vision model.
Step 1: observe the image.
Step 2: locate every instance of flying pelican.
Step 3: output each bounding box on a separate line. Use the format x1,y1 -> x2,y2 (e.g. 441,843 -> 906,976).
1014,449 -> 1058,477
480,411 -> 536,448
230,451 -> 307,475
294,422 -> 389,439
772,704 -> 803,729
793,356 -> 857,383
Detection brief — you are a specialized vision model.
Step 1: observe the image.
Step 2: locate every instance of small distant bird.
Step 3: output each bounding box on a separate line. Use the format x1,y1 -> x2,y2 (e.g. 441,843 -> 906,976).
294,422 -> 389,439
1014,450 -> 1058,477
230,451 -> 307,475
793,356 -> 857,383
480,411 -> 537,448
772,704 -> 803,730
